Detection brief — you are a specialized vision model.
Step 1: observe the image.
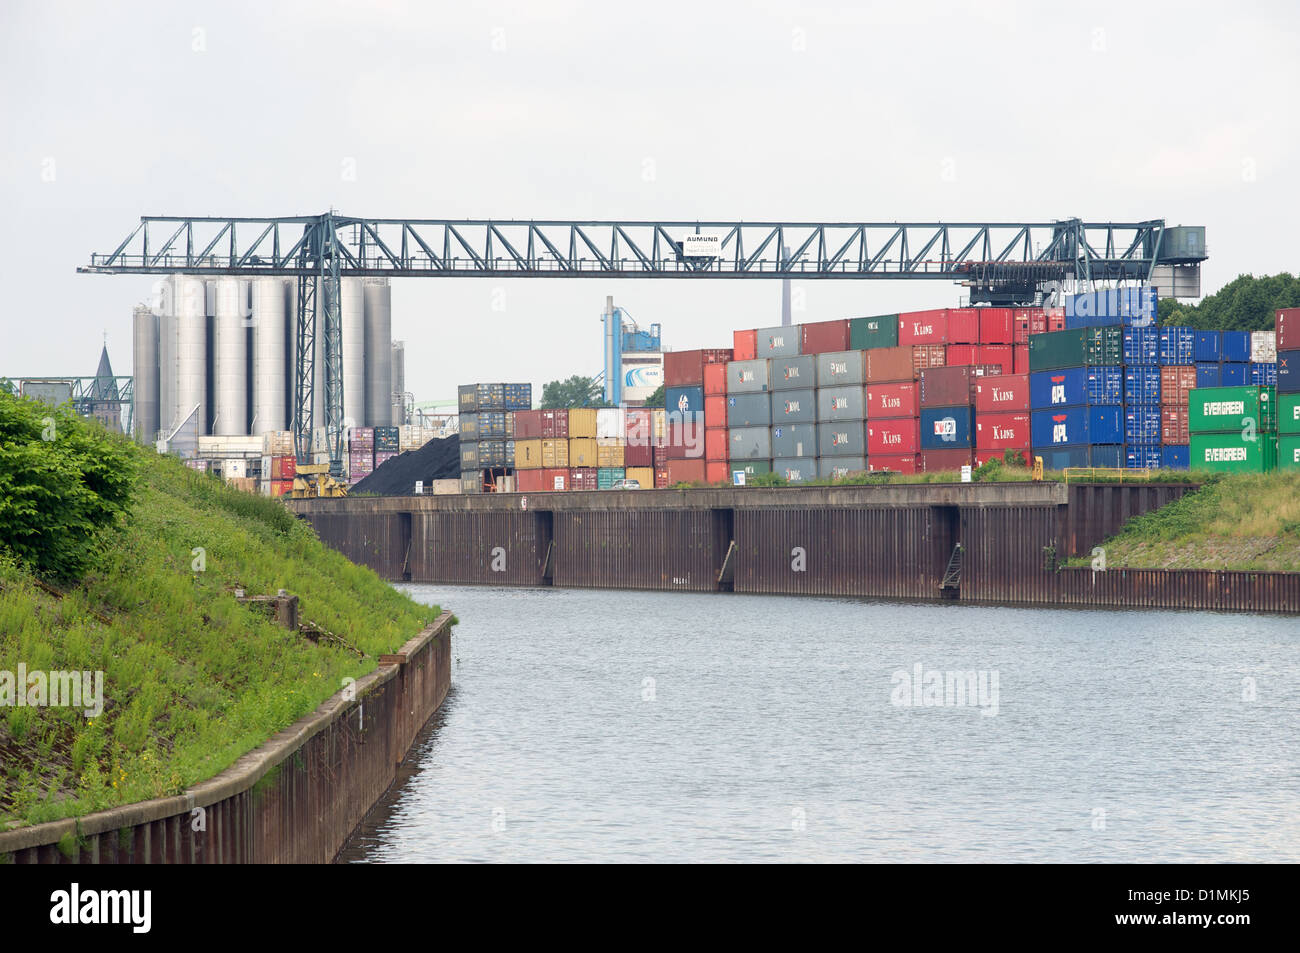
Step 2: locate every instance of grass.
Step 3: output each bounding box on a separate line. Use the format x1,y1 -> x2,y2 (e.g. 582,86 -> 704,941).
0,447 -> 433,831
673,463 -> 1206,489
1066,470 -> 1300,571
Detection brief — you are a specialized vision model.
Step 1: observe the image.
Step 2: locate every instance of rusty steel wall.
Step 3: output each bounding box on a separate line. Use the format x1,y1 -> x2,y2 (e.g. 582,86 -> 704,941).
300,510 -> 410,580
958,505 -> 1065,604
1064,483 -> 1195,557
410,510 -> 549,586
733,507 -> 950,598
553,509 -> 728,591
1049,567 -> 1300,613
0,617 -> 453,865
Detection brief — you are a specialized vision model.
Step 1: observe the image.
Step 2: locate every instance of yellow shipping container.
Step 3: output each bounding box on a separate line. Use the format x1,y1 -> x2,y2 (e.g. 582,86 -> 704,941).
568,407 -> 598,439
514,438 -> 543,469
652,408 -> 667,439
625,466 -> 654,488
597,443 -> 625,467
569,437 -> 599,467
541,438 -> 569,468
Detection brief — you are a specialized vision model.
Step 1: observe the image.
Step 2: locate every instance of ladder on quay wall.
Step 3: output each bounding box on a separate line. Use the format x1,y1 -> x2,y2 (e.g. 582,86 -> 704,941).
939,543 -> 964,598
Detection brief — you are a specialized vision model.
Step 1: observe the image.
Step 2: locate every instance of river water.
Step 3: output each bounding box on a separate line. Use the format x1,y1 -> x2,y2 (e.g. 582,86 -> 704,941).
338,585 -> 1300,863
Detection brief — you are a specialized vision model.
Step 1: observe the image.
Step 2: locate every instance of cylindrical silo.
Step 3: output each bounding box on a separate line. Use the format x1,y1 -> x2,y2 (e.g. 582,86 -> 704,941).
174,275 -> 207,435
340,277 -> 365,428
284,278 -> 299,430
363,278 -> 392,426
212,278 -> 248,436
132,304 -> 159,444
313,281 -> 326,429
251,277 -> 287,434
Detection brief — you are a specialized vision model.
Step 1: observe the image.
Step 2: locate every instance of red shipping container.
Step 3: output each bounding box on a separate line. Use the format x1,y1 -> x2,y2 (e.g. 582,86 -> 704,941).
974,374 -> 1030,412
705,427 -> 728,462
867,418 -> 920,455
868,453 -> 919,474
977,345 -> 1013,373
653,445 -> 668,466
513,409 -> 543,438
911,345 -> 947,374
1278,308 -> 1300,350
541,409 -> 569,438
1013,344 -> 1030,375
270,479 -> 293,498
946,344 -> 978,367
654,467 -> 669,488
570,467 -> 598,490
866,346 -> 916,383
919,365 -> 979,407
975,448 -> 1032,468
867,381 -> 919,419
898,309 -> 949,345
516,469 -> 546,492
705,461 -> 730,484
703,361 -> 728,396
1161,406 -> 1190,444
946,308 -> 980,344
1012,312 -> 1031,344
624,442 -> 653,467
541,468 -> 569,491
733,329 -> 757,361
978,308 -> 1014,344
800,319 -> 849,354
921,449 -> 974,472
667,458 -> 705,485
1160,366 -> 1197,406
1046,308 -> 1066,332
664,348 -> 732,387
705,394 -> 727,426
974,412 -> 1031,449
625,408 -> 652,439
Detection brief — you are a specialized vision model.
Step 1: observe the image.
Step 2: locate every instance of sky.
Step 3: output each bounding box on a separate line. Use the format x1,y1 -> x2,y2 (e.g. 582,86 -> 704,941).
2,0 -> 1297,402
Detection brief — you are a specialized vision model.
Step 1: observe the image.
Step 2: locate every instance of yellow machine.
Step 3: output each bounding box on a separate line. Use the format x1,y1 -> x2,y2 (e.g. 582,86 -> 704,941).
291,463 -> 349,498
1032,456 -> 1044,482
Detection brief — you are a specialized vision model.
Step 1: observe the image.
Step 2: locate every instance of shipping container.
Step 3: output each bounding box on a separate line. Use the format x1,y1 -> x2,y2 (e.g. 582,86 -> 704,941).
705,462 -> 730,484
728,459 -> 773,479
1279,350 -> 1300,393
704,427 -> 728,462
866,381 -> 919,419
542,468 -> 569,491
624,466 -> 655,488
974,448 -> 1032,468
815,350 -> 867,387
1157,327 -> 1194,365
818,457 -> 866,479
918,365 -> 973,407
666,458 -> 706,485
503,382 -> 532,411
978,308 -> 1014,345
1250,362 -> 1278,386
976,345 -> 1013,373
374,426 -> 400,451
541,408 -> 569,438
848,314 -> 899,350
513,409 -> 544,439
1188,385 -> 1276,433
597,441 -> 626,468
800,319 -> 849,354
897,309 -> 948,345
1222,331 -> 1251,363
477,439 -> 513,467
570,467 -> 598,490
457,384 -> 478,413
772,389 -> 816,423
703,361 -> 728,396
1278,309 -> 1300,351
756,326 -> 801,357
624,441 -> 653,467
460,472 -> 483,494
1085,366 -> 1124,405
1126,445 -> 1163,469
772,458 -> 815,484
921,449 -> 974,472
974,412 -> 1031,449
770,354 -> 817,391
771,423 -> 817,457
1013,344 -> 1029,376
726,358 -> 772,394
1028,328 -> 1087,371
1084,327 -> 1124,365
974,374 -> 1030,412
868,453 -> 919,474
664,348 -> 733,386
1030,367 -> 1088,408
269,479 -> 293,498
596,408 -> 625,439
865,346 -> 915,383
1123,364 -> 1161,405
1279,435 -> 1300,469
867,418 -> 920,455
728,426 -> 772,459
1161,445 -> 1189,470
1122,327 -> 1160,365
725,392 -> 772,428
374,450 -> 399,470
946,309 -> 980,344
911,345 -> 947,373
1281,393 -> 1300,434
541,438 -> 569,468
349,426 -> 376,449
920,405 -> 974,449
514,438 -> 543,469
816,385 -> 867,421
564,436 -> 598,466
1195,363 -> 1222,390
1124,405 -> 1163,445
597,466 -> 626,489
733,329 -> 757,361
704,394 -> 728,426
666,385 -> 705,417
1251,331 -> 1277,363
1189,432 -> 1277,472
1159,366 -> 1197,406
473,412 -> 508,439
1193,330 -> 1221,363
567,407 -> 598,439
817,420 -> 867,457
1035,445 -> 1123,470
945,344 -> 978,367
458,443 -> 478,470
1030,406 -> 1123,447
1161,405 -> 1190,445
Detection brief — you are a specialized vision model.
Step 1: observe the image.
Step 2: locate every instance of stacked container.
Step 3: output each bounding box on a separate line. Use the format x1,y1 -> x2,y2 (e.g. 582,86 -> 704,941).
866,345 -> 920,473
815,350 -> 867,478
1187,386 -> 1278,472
1028,332 -> 1124,468
1278,310 -> 1300,468
972,373 -> 1031,467
665,347 -> 731,485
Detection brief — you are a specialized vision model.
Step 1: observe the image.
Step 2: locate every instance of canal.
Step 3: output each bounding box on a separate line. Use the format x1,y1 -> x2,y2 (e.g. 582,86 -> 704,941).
339,585 -> 1300,862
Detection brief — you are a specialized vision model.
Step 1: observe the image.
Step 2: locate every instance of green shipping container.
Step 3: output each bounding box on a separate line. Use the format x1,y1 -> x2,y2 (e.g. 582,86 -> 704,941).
1188,385 -> 1276,434
1083,327 -> 1123,365
1028,329 -> 1087,371
1279,392 -> 1300,434
849,314 -> 899,350
728,459 -> 773,479
1280,435 -> 1300,469
597,466 -> 626,489
1189,433 -> 1277,472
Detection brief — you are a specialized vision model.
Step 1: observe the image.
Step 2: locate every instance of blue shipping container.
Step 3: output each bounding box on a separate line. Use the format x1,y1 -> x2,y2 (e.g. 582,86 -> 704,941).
1090,444 -> 1125,468
1030,366 -> 1088,408
1221,363 -> 1248,386
1222,331 -> 1251,363
1250,362 -> 1278,386
1123,365 -> 1162,404
1158,327 -> 1195,365
1031,406 -> 1122,447
1035,445 -> 1123,470
1123,327 -> 1160,365
1085,365 -> 1124,405
1194,363 -> 1222,389
1193,330 -> 1221,363
666,386 -> 704,417
1279,350 -> 1299,393
1125,404 -> 1163,445
919,406 -> 974,450
1126,446 -> 1162,468
1161,445 -> 1189,470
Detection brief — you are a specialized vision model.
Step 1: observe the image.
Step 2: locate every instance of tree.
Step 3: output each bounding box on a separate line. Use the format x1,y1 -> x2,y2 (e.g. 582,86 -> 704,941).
1158,272 -> 1300,331
540,375 -> 605,409
643,383 -> 666,408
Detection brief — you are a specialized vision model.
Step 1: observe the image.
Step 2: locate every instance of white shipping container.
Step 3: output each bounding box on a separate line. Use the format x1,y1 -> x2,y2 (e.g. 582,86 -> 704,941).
1251,331 -> 1277,363
596,408 -> 626,439
262,430 -> 295,455
223,459 -> 247,479
431,479 -> 461,495
311,426 -> 329,453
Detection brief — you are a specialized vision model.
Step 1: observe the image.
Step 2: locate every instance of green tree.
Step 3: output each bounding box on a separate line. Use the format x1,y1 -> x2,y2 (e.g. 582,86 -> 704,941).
540,375 -> 605,409
0,392 -> 137,581
1158,272 -> 1300,330
643,383 -> 666,408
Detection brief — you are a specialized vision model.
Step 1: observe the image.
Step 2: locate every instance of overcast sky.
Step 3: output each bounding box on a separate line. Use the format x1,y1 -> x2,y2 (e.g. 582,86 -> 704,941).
2,1 -> 1297,401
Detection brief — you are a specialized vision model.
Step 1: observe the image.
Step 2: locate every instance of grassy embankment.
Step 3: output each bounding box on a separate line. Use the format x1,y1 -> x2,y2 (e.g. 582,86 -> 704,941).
0,398 -> 432,832
1067,471 -> 1300,572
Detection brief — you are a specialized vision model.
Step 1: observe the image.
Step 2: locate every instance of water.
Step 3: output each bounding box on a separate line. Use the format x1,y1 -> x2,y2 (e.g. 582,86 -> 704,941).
339,586 -> 1300,863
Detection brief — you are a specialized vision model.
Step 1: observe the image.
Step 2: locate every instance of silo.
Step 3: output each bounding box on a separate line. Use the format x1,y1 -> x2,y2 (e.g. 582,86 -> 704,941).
251,277 -> 287,434
340,277 -> 366,428
391,340 -> 406,426
131,304 -> 159,443
157,276 -> 176,436
212,278 -> 248,436
173,275 -> 207,436
284,277 -> 300,429
363,278 -> 392,426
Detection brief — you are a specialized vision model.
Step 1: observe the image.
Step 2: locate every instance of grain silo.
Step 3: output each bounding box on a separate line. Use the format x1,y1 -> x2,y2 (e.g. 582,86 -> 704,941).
363,277 -> 392,426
